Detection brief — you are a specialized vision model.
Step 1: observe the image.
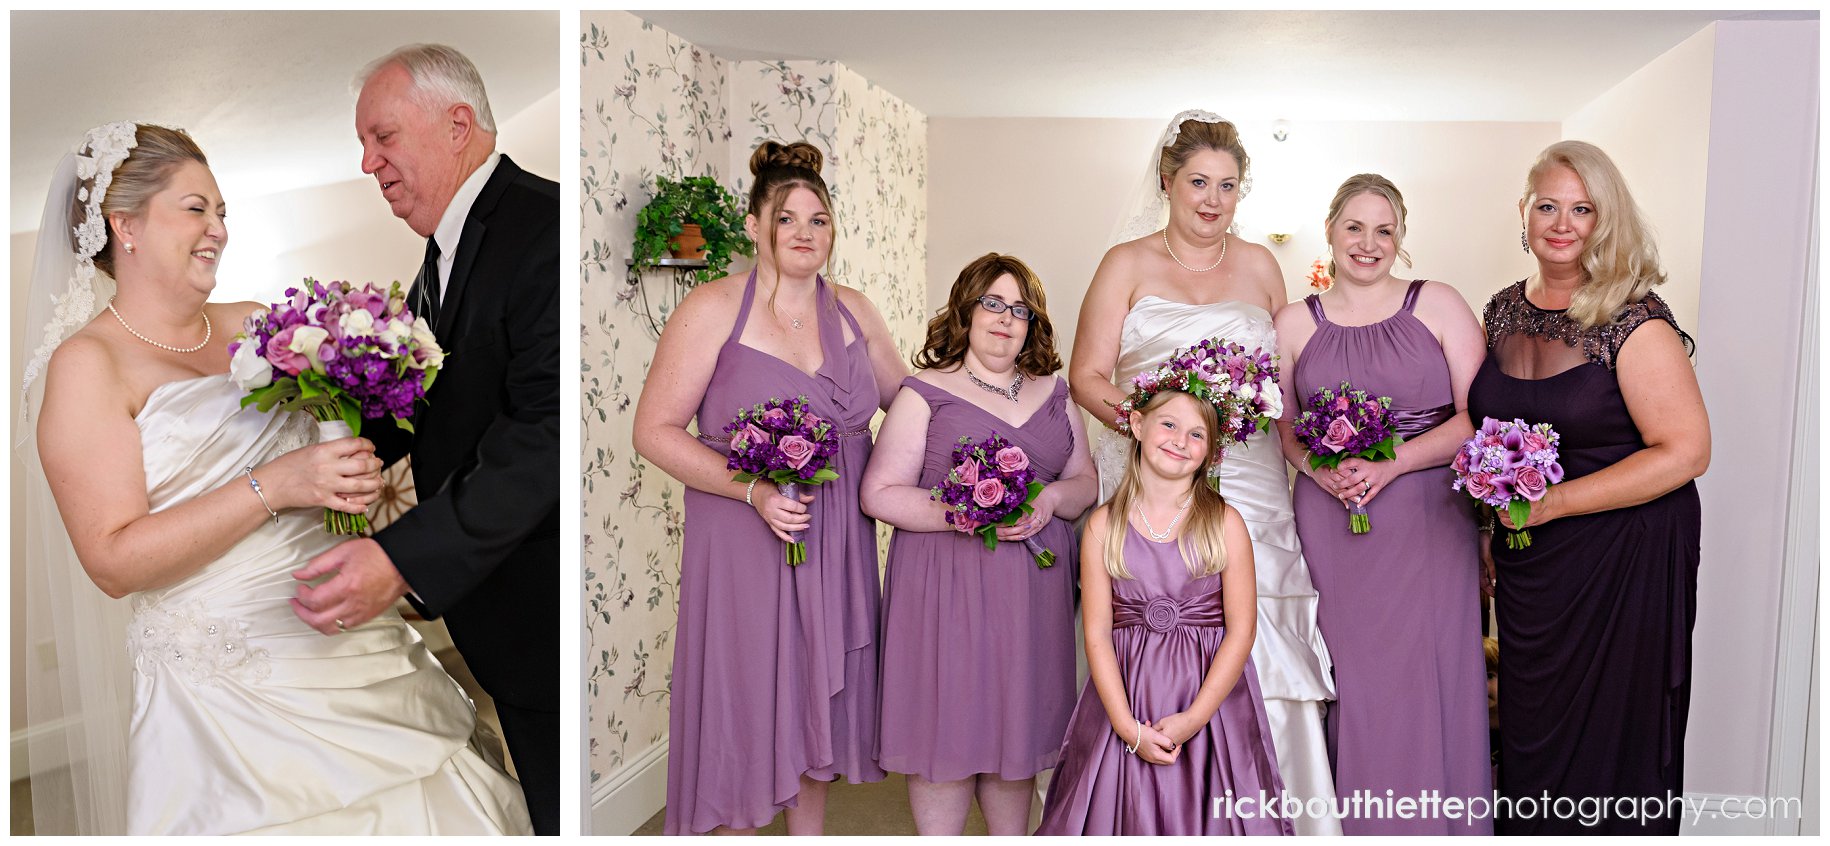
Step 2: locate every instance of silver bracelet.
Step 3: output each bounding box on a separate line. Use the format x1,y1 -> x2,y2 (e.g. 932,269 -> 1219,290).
1125,718 -> 1141,755
242,466 -> 278,524
745,478 -> 758,506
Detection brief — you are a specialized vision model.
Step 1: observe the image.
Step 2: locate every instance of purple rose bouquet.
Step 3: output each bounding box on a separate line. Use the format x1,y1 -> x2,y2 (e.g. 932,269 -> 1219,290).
228,278 -> 443,535
723,395 -> 841,566
929,433 -> 1055,568
1292,382 -> 1404,534
1452,417 -> 1565,550
1112,337 -> 1282,471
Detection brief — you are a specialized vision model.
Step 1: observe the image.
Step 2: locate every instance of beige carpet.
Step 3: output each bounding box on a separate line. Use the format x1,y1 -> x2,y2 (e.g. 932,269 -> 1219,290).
633,774 -> 1044,835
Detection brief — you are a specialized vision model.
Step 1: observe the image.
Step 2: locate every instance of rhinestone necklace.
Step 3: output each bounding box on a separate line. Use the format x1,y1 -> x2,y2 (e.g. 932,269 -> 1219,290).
1137,493 -> 1195,541
965,365 -> 1023,403
1163,230 -> 1226,273
108,297 -> 212,353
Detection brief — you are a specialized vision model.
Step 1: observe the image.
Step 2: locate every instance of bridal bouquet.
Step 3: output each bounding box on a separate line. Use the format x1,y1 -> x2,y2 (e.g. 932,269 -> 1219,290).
930,433 -> 1055,569
228,279 -> 443,535
724,395 -> 841,566
1292,382 -> 1403,534
1452,417 -> 1565,550
1113,336 -> 1282,468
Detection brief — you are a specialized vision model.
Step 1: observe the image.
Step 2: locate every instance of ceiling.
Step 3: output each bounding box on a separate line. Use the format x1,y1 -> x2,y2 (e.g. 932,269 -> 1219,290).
635,10 -> 1810,122
11,10 -> 559,230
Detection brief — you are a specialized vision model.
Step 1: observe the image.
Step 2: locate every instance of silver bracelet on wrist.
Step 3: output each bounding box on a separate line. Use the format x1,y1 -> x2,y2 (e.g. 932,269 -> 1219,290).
1125,718 -> 1141,755
745,478 -> 758,506
242,466 -> 278,524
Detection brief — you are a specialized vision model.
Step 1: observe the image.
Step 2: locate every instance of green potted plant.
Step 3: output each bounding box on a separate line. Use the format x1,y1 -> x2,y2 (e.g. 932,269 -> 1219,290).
631,175 -> 754,283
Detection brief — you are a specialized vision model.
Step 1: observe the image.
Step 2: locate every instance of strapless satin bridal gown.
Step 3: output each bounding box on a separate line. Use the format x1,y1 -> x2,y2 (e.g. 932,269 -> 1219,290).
124,375 -> 530,834
1093,296 -> 1341,836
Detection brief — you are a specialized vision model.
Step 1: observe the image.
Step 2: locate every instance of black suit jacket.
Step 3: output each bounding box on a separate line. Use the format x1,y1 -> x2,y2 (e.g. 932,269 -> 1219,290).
372,154 -> 558,713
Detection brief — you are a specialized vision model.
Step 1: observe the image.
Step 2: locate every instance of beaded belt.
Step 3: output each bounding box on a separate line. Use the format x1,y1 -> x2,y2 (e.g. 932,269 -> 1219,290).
1111,590 -> 1226,633
698,426 -> 871,444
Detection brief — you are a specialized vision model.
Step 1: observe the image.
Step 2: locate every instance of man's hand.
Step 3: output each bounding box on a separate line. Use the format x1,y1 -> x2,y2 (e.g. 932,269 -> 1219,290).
290,537 -> 411,635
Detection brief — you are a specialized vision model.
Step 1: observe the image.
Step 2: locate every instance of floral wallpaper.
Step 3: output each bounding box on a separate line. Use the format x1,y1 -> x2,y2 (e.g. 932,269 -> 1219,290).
581,11 -> 927,797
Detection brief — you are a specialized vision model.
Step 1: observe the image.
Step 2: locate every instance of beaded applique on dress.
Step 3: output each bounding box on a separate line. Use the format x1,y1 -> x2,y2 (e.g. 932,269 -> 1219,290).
1482,280 -> 1693,370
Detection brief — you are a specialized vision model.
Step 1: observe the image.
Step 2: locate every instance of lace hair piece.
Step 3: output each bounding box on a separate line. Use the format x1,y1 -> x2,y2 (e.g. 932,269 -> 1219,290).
20,122 -> 139,414
1109,109 -> 1253,246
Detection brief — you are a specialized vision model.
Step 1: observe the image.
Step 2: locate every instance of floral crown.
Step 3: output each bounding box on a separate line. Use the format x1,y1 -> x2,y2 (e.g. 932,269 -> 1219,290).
1113,337 -> 1283,469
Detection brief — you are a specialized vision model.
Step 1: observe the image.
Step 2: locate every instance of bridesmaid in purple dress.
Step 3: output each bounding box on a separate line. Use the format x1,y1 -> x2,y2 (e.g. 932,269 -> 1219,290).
632,141 -> 907,835
1039,389 -> 1288,836
1469,142 -> 1707,835
863,253 -> 1097,835
1273,175 -> 1492,834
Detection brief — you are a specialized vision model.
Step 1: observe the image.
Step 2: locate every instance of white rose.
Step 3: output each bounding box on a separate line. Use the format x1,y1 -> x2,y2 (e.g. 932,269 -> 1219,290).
385,318 -> 413,347
339,308 -> 376,338
407,316 -> 445,370
1236,383 -> 1258,401
288,325 -> 331,371
228,338 -> 272,390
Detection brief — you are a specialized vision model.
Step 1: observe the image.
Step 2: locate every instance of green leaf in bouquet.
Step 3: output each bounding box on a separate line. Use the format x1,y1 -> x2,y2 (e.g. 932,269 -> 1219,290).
422,365 -> 439,393
340,398 -> 363,436
809,467 -> 840,484
1025,481 -> 1044,499
1308,451 -> 1346,471
1508,499 -> 1531,531
733,471 -> 760,484
981,531 -> 999,551
394,417 -> 416,434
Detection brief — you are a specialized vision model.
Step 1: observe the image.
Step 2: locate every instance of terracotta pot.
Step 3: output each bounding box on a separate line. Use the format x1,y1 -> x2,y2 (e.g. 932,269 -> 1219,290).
669,223 -> 708,259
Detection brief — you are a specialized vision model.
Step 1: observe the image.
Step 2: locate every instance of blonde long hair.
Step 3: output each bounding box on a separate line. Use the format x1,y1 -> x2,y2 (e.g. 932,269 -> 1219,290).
1523,140 -> 1666,329
1103,391 -> 1229,580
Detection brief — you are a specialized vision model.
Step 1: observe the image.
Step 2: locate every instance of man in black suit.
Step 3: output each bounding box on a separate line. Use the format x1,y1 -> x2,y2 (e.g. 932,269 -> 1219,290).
290,43 -> 559,835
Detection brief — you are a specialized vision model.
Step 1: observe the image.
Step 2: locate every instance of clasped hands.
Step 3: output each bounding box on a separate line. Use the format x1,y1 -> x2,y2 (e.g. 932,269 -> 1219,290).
1123,710 -> 1203,765
1313,457 -> 1398,508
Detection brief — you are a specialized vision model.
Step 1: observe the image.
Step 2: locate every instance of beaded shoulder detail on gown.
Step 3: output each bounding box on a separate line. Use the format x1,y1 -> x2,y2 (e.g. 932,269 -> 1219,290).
1481,280 -> 1693,370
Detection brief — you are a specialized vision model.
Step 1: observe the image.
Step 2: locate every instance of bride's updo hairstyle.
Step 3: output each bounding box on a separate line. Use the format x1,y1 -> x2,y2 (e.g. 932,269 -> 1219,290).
1157,117 -> 1251,198
70,124 -> 208,278
912,252 -> 1062,378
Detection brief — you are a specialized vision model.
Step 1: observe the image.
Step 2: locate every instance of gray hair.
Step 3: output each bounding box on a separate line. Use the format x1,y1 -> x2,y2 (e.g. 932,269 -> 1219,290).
355,43 -> 497,133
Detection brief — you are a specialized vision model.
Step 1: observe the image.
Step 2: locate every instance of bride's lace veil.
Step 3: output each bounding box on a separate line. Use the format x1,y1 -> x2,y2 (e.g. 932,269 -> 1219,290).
16,123 -> 136,834
1108,108 -> 1253,247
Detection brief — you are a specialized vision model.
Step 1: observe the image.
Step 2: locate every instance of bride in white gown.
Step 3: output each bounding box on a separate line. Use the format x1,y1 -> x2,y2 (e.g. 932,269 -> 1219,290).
1070,111 -> 1340,835
19,122 -> 530,834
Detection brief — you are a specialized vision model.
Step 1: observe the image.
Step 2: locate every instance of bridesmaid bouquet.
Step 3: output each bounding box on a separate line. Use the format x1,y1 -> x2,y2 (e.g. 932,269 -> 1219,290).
1113,336 -> 1282,469
228,278 -> 444,535
930,433 -> 1055,569
723,395 -> 842,566
1292,382 -> 1403,534
1452,417 -> 1565,550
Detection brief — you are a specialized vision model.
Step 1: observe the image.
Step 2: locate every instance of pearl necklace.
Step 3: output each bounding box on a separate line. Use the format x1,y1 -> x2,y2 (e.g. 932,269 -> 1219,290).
1136,493 -> 1194,541
965,365 -> 1023,403
107,297 -> 212,353
1163,230 -> 1227,273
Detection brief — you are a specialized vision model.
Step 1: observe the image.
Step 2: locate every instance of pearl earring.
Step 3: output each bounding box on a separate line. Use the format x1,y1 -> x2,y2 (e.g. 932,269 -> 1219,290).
124,242 -> 135,254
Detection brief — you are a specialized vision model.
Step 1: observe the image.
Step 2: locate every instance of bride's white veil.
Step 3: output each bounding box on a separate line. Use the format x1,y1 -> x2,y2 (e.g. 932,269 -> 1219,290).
17,123 -> 136,834
1108,108 -> 1253,247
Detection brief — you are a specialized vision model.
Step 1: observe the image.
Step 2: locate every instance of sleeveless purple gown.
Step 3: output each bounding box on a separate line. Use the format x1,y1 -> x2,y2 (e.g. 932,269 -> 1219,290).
664,272 -> 885,835
876,376 -> 1079,782
1038,525 -> 1290,835
1289,280 -> 1493,834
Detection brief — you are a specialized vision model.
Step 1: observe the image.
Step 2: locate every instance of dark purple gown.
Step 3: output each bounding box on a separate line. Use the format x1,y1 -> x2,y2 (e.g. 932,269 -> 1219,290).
664,271 -> 886,835
1290,280 -> 1493,834
876,376 -> 1078,782
1466,281 -> 1701,835
1038,526 -> 1291,835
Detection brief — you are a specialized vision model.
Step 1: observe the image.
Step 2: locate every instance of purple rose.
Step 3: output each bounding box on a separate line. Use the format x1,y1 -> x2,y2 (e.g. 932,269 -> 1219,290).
1522,431 -> 1551,454
955,457 -> 980,486
735,422 -> 771,450
952,515 -> 981,533
1320,416 -> 1359,452
972,478 -> 1006,508
1514,466 -> 1548,501
265,325 -> 310,375
779,435 -> 815,470
994,447 -> 1029,474
761,407 -> 790,428
1451,449 -> 1471,474
1464,472 -> 1497,503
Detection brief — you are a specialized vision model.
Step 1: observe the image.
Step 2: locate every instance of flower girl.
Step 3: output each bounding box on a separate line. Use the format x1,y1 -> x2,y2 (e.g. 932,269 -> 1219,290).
1037,385 -> 1292,835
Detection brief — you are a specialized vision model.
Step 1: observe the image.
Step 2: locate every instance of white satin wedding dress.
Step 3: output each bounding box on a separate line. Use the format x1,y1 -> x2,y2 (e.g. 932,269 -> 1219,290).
1094,296 -> 1341,836
124,375 -> 530,834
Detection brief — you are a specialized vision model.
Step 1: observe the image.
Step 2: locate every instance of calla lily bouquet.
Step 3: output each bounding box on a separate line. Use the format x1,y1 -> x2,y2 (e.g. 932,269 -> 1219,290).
1453,417 -> 1564,550
228,278 -> 443,535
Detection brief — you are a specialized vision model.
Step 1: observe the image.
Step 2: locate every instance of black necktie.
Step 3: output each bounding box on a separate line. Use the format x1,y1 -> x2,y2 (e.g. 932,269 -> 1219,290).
417,237 -> 442,328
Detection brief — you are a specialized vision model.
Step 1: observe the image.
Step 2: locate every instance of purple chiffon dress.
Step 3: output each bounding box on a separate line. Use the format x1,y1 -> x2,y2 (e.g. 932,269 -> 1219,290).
1037,525 -> 1291,836
1289,280 -> 1493,834
663,271 -> 885,835
876,376 -> 1079,783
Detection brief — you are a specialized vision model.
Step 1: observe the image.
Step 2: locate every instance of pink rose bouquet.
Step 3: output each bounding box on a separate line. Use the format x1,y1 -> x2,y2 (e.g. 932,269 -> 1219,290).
1453,417 -> 1565,549
723,395 -> 841,566
930,433 -> 1055,569
1291,382 -> 1402,534
228,278 -> 443,535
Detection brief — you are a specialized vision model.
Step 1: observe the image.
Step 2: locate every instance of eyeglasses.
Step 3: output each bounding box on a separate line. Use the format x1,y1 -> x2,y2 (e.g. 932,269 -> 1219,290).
976,296 -> 1035,322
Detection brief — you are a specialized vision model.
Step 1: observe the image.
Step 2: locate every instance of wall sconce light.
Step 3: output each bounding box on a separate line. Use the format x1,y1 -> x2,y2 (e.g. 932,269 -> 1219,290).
1272,119 -> 1291,143
1268,233 -> 1292,244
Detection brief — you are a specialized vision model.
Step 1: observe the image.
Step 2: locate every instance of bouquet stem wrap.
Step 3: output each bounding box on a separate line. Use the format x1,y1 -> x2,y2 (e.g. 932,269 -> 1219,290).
1348,500 -> 1370,534
314,417 -> 369,536
777,480 -> 807,566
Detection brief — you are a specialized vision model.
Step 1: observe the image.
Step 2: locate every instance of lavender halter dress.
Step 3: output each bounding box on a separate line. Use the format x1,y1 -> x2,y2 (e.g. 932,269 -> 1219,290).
663,272 -> 885,834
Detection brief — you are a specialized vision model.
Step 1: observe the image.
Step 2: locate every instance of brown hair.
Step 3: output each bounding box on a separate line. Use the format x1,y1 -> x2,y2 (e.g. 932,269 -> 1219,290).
1324,173 -> 1412,277
1521,140 -> 1666,329
1158,117 -> 1251,197
912,253 -> 1062,377
748,140 -> 836,314
1102,390 -> 1229,580
72,124 -> 209,278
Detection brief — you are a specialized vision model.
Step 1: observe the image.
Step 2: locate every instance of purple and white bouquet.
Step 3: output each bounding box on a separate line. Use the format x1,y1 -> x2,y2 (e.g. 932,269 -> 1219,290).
930,433 -> 1055,569
1291,382 -> 1404,534
1452,417 -> 1565,550
724,395 -> 841,566
1113,337 -> 1282,470
229,279 -> 443,535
